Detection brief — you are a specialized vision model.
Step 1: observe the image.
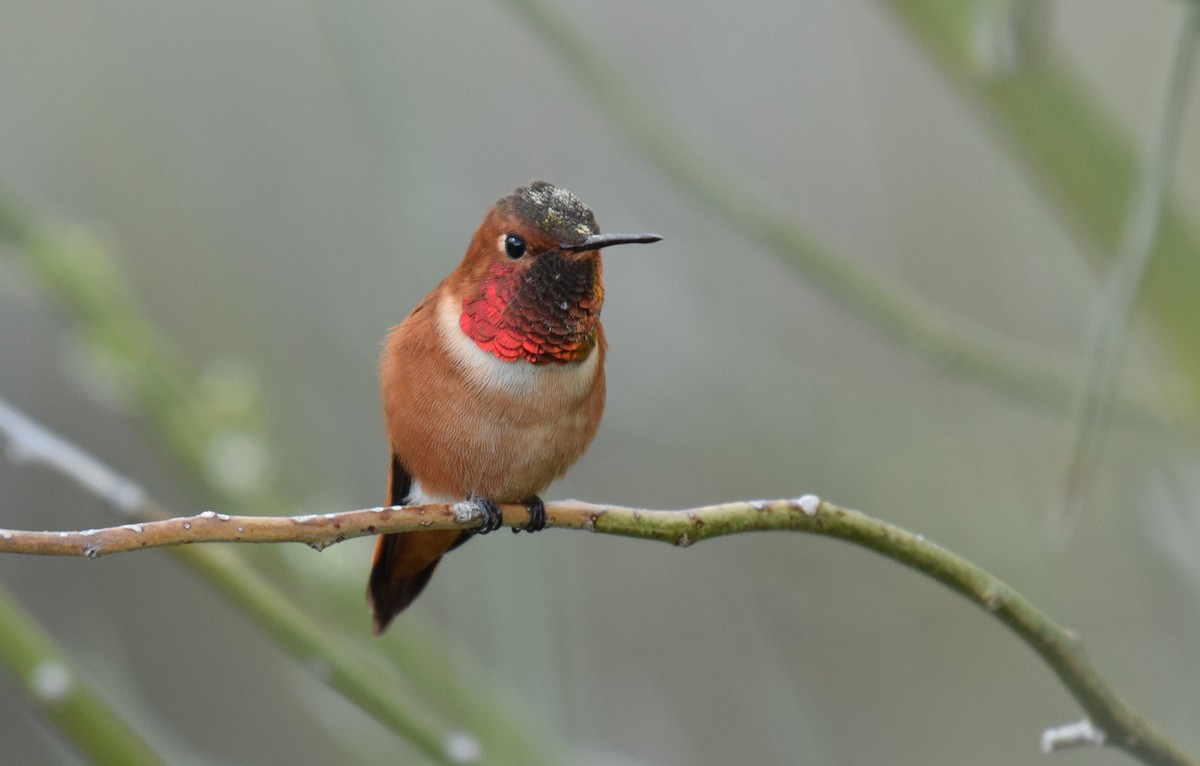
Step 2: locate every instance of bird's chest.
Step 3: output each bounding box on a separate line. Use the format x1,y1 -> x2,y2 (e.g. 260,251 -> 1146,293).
382,294 -> 605,499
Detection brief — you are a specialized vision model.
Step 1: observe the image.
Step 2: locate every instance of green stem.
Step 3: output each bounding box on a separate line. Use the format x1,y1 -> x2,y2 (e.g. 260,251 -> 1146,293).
0,386 -> 1191,764
584,497 -> 1197,766
0,585 -> 165,765
497,0 -> 1165,428
880,0 -> 1200,423
1063,3 -> 1200,522
5,490 -> 1196,766
168,544 -> 458,765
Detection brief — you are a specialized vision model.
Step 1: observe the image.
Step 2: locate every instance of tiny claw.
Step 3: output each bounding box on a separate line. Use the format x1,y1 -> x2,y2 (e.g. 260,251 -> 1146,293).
513,496 -> 546,533
470,495 -> 503,534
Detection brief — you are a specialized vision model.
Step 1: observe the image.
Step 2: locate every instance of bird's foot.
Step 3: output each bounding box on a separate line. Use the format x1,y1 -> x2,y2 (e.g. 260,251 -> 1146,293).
467,494 -> 504,534
512,495 -> 546,534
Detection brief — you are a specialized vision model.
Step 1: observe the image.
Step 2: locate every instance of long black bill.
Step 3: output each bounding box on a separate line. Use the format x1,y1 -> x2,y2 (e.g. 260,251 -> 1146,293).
559,232 -> 662,252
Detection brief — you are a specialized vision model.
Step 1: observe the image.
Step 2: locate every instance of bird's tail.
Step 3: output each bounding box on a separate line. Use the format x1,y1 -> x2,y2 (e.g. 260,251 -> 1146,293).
366,454 -> 466,634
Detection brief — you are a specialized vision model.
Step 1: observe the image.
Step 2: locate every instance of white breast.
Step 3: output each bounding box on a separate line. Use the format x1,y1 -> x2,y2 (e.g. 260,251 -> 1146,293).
407,479 -> 460,505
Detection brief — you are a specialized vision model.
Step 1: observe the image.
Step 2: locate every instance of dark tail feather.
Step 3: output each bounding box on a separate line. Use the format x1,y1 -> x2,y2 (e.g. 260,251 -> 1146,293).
366,454 -> 465,634
368,532 -> 442,634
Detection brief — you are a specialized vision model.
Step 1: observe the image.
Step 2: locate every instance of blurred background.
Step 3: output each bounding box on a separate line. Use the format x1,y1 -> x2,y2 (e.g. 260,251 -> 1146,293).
2,0 -> 1200,764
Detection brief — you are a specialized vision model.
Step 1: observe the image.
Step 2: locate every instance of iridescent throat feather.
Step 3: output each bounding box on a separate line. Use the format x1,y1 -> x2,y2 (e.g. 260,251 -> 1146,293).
459,252 -> 603,364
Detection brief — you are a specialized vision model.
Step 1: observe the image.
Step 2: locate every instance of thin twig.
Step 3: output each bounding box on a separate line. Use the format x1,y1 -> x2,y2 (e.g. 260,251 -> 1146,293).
0,398 -> 147,516
2,499 -> 1197,766
1061,2 -> 1200,532
1,406 -> 1195,766
0,397 -> 481,766
4,500 -> 1196,766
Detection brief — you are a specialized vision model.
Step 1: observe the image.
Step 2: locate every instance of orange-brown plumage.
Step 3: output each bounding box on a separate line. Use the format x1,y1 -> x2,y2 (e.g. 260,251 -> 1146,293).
368,181 -> 658,634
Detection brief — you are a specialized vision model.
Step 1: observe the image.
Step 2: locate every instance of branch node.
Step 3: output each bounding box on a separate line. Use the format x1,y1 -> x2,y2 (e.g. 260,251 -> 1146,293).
1041,719 -> 1106,753
981,591 -> 1002,612
452,499 -> 480,524
796,494 -> 821,516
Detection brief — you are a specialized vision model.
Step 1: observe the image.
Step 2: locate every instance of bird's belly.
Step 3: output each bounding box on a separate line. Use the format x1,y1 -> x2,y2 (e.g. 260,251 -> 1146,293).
393,380 -> 602,502
465,404 -> 596,498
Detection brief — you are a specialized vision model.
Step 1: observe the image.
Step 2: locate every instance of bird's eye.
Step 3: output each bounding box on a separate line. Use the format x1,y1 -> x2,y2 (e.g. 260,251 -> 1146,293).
503,233 -> 526,259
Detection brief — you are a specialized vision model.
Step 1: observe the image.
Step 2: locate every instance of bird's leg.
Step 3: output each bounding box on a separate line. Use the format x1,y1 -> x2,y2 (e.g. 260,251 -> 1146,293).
513,495 -> 546,534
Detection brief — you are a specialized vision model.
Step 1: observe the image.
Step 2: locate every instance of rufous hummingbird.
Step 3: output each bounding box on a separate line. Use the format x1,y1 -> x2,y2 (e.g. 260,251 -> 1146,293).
367,181 -> 660,634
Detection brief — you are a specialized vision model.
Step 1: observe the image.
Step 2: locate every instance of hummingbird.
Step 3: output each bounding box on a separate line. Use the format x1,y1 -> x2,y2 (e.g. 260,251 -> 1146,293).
367,181 -> 660,634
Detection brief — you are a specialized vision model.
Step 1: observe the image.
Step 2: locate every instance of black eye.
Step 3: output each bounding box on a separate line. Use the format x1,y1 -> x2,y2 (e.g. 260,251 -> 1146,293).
503,233 -> 526,259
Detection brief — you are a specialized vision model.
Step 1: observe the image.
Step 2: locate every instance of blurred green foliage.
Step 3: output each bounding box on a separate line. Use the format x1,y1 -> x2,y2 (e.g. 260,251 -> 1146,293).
1,1 -> 1199,765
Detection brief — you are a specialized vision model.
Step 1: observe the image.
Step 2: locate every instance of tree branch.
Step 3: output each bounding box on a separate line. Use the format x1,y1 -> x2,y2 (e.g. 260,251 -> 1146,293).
0,496 -> 822,556
3,396 -> 1197,765
1,493 -> 1196,766
0,397 -> 501,766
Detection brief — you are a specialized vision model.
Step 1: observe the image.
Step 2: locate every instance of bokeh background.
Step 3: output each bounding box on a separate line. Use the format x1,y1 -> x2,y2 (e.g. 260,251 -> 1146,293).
2,1 -> 1200,764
